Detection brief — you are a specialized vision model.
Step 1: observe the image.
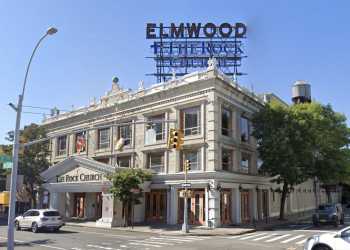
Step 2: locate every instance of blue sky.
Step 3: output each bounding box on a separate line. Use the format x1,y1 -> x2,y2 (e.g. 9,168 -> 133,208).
0,0 -> 349,144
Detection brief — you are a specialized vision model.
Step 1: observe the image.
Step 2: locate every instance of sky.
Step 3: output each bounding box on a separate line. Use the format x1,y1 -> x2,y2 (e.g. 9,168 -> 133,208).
0,0 -> 349,145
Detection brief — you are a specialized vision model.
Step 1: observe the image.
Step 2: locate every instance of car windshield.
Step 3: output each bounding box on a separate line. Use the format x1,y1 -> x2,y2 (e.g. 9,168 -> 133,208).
318,205 -> 334,212
43,211 -> 60,216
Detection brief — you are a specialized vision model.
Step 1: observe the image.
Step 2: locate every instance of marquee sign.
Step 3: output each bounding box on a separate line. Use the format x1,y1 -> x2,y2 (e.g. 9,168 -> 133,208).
146,22 -> 247,82
56,166 -> 105,183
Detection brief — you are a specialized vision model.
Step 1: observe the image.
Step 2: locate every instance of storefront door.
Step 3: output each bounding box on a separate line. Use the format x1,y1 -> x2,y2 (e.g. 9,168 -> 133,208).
220,189 -> 232,225
145,190 -> 167,223
240,191 -> 251,224
74,193 -> 85,218
178,189 -> 205,225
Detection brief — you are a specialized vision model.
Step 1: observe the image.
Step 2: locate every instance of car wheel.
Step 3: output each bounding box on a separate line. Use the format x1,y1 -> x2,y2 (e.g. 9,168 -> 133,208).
31,222 -> 39,233
54,227 -> 60,232
312,244 -> 332,250
15,221 -> 20,231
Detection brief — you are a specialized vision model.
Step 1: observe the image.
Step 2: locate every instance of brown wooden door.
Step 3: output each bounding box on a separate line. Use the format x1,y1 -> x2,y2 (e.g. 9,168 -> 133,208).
178,190 -> 205,225
240,191 -> 250,224
145,190 -> 167,223
74,193 -> 85,218
221,190 -> 232,225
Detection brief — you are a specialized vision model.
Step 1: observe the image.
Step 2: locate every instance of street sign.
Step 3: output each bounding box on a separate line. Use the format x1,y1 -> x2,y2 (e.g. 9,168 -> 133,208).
3,161 -> 13,169
181,183 -> 191,188
0,155 -> 12,163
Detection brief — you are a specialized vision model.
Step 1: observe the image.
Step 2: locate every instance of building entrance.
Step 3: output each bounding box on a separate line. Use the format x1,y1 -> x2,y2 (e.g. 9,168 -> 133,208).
178,189 -> 205,225
74,193 -> 85,218
145,190 -> 167,223
220,189 -> 232,225
240,190 -> 251,224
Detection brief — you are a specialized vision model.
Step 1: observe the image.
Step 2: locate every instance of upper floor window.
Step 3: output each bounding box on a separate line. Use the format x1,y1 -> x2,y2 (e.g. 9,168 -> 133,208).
180,149 -> 201,171
146,114 -> 165,144
98,128 -> 110,149
57,135 -> 67,156
222,148 -> 233,171
95,157 -> 110,164
240,153 -> 251,173
222,107 -> 232,136
118,124 -> 132,146
147,152 -> 164,173
74,131 -> 86,153
240,116 -> 250,142
117,155 -> 131,168
181,106 -> 200,136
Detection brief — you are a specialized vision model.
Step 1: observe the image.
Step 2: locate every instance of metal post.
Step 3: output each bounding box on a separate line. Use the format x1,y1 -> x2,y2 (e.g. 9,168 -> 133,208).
182,161 -> 189,233
7,27 -> 57,250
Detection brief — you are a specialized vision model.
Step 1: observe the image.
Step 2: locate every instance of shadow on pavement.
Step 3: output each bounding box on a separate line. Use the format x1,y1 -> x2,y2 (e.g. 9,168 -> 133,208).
0,239 -> 53,248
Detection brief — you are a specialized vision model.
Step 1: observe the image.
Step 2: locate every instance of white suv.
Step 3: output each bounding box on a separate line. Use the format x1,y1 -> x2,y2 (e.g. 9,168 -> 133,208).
15,209 -> 64,233
304,226 -> 350,250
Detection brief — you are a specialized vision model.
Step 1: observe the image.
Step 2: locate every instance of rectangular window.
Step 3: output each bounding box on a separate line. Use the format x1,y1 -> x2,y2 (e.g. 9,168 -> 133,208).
181,106 -> 200,136
222,149 -> 233,171
240,116 -> 250,142
180,149 -> 201,171
118,124 -> 132,146
74,131 -> 86,153
221,107 -> 232,136
98,128 -> 110,149
240,153 -> 250,173
57,135 -> 67,156
117,156 -> 131,168
147,152 -> 164,173
146,114 -> 165,144
95,157 -> 109,164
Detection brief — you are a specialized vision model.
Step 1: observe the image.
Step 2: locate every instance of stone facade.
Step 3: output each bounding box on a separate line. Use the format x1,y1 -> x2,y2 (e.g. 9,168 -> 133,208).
40,68 -> 339,228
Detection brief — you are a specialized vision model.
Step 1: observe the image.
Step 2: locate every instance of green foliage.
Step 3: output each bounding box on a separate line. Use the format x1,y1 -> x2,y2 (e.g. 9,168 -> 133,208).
252,101 -> 350,219
108,168 -> 152,226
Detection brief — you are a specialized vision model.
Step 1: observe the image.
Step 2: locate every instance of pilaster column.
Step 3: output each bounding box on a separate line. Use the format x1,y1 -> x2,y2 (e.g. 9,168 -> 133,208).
168,186 -> 178,224
234,188 -> 241,224
251,189 -> 258,222
49,192 -> 59,210
208,181 -> 221,228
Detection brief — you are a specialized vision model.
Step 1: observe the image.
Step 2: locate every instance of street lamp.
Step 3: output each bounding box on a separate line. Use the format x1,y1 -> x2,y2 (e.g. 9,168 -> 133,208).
7,27 -> 57,250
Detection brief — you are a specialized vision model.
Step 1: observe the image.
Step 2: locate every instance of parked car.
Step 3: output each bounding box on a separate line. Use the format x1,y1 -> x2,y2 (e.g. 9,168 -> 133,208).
304,226 -> 350,250
312,204 -> 344,227
15,209 -> 64,233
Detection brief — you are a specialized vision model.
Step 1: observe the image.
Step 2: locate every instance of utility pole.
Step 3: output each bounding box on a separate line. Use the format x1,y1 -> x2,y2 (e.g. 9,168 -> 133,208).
182,160 -> 191,233
7,27 -> 57,250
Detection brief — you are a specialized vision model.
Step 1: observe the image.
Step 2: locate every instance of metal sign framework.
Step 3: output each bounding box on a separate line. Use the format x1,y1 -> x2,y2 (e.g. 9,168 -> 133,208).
146,23 -> 247,82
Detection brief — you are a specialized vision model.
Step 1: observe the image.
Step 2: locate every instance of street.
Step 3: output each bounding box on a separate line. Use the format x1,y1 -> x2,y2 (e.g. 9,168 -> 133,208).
0,219 -> 349,250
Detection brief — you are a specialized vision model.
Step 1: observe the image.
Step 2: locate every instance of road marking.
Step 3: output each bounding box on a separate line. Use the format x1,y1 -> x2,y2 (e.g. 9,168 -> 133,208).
299,225 -> 313,230
0,236 -> 68,250
252,233 -> 278,241
296,238 -> 307,245
150,237 -> 194,242
66,229 -> 134,238
129,242 -> 162,248
294,229 -> 333,233
87,244 -> 120,250
229,232 -> 257,239
119,245 -> 128,248
265,234 -> 291,242
239,233 -> 267,240
71,248 -> 83,250
281,235 -> 305,243
129,240 -> 174,246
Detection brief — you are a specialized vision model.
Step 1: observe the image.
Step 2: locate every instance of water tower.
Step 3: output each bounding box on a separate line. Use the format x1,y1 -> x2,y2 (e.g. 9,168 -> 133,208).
292,80 -> 311,104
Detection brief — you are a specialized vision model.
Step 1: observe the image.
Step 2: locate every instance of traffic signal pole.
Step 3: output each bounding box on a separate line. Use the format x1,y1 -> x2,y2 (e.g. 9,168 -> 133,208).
182,160 -> 189,233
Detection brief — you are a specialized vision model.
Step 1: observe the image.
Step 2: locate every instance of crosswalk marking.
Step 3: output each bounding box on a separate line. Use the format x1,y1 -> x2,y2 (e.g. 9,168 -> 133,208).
87,244 -> 120,250
239,233 -> 267,240
252,233 -> 278,241
281,235 -> 305,243
129,242 -> 162,248
296,238 -> 307,245
265,234 -> 291,242
149,237 -> 194,242
129,240 -> 174,246
229,232 -> 257,239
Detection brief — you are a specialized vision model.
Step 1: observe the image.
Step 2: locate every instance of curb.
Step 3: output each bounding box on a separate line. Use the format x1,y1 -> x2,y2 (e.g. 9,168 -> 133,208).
64,223 -> 256,236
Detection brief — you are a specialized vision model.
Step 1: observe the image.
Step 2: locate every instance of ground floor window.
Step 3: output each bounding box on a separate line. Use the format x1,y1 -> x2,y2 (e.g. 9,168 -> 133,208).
178,189 -> 205,225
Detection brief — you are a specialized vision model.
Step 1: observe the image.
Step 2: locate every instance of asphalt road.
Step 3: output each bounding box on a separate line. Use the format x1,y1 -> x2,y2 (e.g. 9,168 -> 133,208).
0,219 -> 349,250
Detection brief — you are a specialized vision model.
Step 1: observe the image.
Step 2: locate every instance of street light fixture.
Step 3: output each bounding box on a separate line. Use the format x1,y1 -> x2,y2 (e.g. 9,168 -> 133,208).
7,27 -> 57,250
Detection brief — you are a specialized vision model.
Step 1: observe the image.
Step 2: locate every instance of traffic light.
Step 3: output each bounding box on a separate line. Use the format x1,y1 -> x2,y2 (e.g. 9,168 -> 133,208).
167,128 -> 184,150
185,160 -> 191,172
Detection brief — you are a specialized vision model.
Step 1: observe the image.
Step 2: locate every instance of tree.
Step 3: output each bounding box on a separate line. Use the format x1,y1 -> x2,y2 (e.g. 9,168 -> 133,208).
5,123 -> 50,208
108,168 -> 152,227
252,101 -> 350,220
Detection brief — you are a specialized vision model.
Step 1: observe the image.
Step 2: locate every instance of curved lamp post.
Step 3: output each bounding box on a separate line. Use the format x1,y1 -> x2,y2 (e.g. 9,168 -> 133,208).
7,27 -> 57,250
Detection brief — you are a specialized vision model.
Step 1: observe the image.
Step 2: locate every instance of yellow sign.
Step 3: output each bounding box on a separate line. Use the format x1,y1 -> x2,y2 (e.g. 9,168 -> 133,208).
0,191 -> 9,205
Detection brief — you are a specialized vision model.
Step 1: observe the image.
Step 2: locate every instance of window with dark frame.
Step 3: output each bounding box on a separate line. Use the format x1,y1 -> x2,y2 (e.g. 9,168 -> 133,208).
240,116 -> 250,142
221,107 -> 232,136
146,114 -> 165,143
222,148 -> 233,171
147,152 -> 164,173
57,135 -> 67,156
117,155 -> 131,168
181,106 -> 200,136
98,128 -> 110,149
180,149 -> 201,171
240,153 -> 250,173
118,124 -> 132,146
